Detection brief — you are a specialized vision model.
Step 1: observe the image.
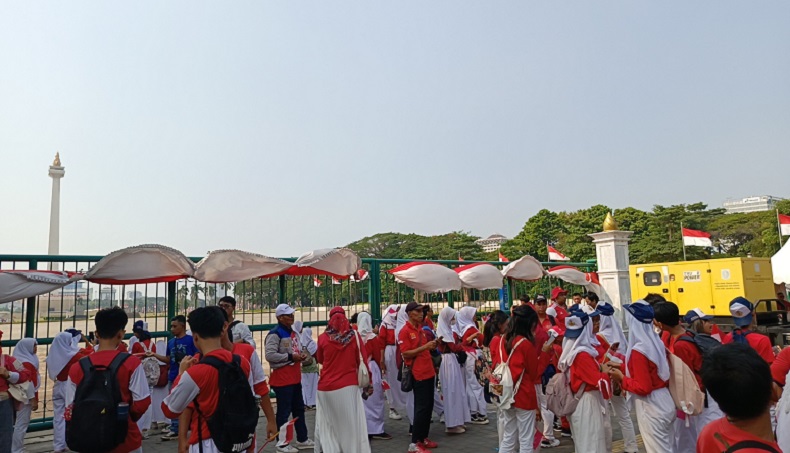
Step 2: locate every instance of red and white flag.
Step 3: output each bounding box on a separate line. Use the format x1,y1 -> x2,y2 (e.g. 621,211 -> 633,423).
381,379 -> 391,391
332,277 -> 342,285
276,417 -> 298,447
779,214 -> 790,236
351,269 -> 369,282
313,277 -> 322,288
711,324 -> 723,343
682,228 -> 712,247
547,245 -> 570,261
498,252 -> 508,262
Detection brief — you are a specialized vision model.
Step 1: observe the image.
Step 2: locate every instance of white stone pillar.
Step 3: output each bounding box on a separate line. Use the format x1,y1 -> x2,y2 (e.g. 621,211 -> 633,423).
589,224 -> 632,325
48,153 -> 65,270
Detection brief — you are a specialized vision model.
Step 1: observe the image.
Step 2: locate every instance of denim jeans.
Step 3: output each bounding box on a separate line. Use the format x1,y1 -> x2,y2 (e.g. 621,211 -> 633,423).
271,384 -> 308,443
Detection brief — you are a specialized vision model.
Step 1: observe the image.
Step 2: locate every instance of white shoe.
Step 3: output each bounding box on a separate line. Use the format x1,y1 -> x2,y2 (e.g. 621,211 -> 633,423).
293,439 -> 315,450
389,408 -> 402,420
276,446 -> 299,453
439,413 -> 445,424
541,437 -> 561,448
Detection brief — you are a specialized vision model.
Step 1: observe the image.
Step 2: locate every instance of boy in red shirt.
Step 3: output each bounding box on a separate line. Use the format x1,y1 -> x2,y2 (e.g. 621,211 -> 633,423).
64,307 -> 151,453
723,297 -> 776,364
697,343 -> 780,452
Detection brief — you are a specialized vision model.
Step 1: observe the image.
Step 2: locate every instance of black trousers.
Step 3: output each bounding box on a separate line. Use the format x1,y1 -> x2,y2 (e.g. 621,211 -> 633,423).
411,376 -> 435,444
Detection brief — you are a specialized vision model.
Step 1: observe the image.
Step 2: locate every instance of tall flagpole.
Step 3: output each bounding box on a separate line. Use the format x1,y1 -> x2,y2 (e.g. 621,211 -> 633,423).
681,221 -> 687,261
778,209 -> 785,248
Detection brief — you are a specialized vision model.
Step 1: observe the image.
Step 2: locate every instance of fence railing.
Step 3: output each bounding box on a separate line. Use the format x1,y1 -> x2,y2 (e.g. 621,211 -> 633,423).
0,254 -> 596,431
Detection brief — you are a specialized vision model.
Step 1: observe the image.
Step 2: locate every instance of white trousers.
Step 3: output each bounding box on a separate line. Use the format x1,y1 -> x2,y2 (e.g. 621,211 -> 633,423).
500,407 -> 535,453
12,402 -> 32,453
315,385 -> 371,453
301,372 -> 319,407
776,388 -> 790,452
384,345 -> 408,412
633,388 -> 676,453
52,380 -> 67,451
610,395 -> 638,452
570,392 -> 608,453
363,362 -> 386,435
464,351 -> 487,416
534,384 -> 555,440
137,385 -> 154,433
151,383 -> 170,424
440,355 -> 470,428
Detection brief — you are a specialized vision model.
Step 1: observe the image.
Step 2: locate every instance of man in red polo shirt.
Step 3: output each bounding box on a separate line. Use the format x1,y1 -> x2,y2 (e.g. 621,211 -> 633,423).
549,287 -> 569,326
398,302 -> 439,453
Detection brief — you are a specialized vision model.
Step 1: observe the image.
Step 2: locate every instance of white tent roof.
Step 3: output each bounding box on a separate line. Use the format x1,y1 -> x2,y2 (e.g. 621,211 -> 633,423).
772,241 -> 790,285
389,262 -> 463,293
455,263 -> 504,290
194,250 -> 293,282
0,271 -> 83,304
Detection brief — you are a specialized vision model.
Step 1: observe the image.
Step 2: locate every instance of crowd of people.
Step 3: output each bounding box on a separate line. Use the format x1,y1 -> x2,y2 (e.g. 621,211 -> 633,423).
1,289 -> 790,452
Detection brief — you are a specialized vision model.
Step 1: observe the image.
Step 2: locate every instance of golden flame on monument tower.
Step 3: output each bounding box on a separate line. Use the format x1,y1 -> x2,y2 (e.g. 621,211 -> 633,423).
52,152 -> 62,167
603,212 -> 618,231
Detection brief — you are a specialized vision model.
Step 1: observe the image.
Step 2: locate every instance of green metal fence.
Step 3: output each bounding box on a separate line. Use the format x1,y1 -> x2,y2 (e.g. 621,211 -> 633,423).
0,254 -> 595,431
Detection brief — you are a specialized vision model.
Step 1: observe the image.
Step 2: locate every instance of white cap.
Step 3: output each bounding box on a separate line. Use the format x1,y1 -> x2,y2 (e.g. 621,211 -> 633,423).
275,304 -> 296,317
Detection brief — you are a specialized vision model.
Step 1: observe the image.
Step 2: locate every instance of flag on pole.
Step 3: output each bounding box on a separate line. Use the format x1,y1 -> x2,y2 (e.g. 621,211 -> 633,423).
381,379 -> 391,391
458,253 -> 464,261
313,277 -> 322,288
682,228 -> 712,247
332,277 -> 342,285
547,245 -> 570,261
779,214 -> 790,236
498,252 -> 509,262
275,418 -> 298,447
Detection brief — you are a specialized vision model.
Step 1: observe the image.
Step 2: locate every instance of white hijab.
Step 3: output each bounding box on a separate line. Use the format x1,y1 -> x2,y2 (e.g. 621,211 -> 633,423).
558,320 -> 599,372
382,304 -> 399,330
457,306 -> 477,335
624,301 -> 670,381
12,338 -> 40,393
294,321 -> 317,355
357,312 -> 376,343
46,331 -> 80,380
394,305 -> 409,340
597,303 -> 628,353
436,307 -> 457,343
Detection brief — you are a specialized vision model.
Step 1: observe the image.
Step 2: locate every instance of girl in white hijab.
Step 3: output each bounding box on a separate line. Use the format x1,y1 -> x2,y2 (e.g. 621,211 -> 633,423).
380,304 -> 405,420
436,307 -> 471,433
294,320 -> 320,410
12,338 -> 39,453
608,300 -> 676,453
46,331 -> 84,453
457,306 -> 488,424
357,312 -> 391,439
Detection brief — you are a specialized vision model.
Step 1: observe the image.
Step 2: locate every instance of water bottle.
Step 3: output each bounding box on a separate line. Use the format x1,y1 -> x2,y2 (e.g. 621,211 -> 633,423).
117,402 -> 129,421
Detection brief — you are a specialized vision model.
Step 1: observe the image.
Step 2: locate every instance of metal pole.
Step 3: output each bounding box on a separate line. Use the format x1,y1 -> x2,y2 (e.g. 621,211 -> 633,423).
278,275 -> 287,305
681,221 -> 687,261
24,260 -> 38,338
778,209 -> 785,248
167,281 -> 176,337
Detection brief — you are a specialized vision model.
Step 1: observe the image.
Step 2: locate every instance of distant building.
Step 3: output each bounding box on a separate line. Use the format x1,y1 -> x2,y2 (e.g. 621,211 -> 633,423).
99,287 -> 116,303
127,291 -> 143,300
723,196 -> 785,214
476,233 -> 509,252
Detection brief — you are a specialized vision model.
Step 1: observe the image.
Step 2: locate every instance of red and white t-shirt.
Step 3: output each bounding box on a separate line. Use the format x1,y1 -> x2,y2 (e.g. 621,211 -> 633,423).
697,417 -> 780,453
65,349 -> 151,453
162,348 -> 253,450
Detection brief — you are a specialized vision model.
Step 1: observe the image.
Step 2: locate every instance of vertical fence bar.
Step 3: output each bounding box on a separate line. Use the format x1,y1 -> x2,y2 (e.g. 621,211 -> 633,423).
369,260 -> 381,323
24,259 -> 38,338
278,275 -> 286,306
167,281 -> 176,331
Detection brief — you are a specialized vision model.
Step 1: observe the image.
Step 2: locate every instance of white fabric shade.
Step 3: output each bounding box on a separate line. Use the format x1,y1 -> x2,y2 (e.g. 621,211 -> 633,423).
0,271 -> 83,304
455,263 -> 503,290
288,248 -> 362,278
389,262 -> 463,293
84,244 -> 196,284
501,255 -> 546,281
772,241 -> 790,285
547,265 -> 603,294
194,250 -> 293,282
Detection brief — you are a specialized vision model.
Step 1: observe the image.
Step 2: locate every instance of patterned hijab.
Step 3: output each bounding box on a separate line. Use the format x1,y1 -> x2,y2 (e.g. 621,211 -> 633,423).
326,307 -> 355,345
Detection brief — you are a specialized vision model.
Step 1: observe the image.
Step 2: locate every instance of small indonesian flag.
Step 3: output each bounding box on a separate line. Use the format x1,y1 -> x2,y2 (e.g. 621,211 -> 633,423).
682,228 -> 712,247
313,277 -> 322,288
332,277 -> 342,285
710,324 -> 723,343
498,252 -> 508,262
458,254 -> 464,261
351,269 -> 369,282
547,245 -> 570,261
381,379 -> 391,391
780,214 -> 790,236
276,417 -> 298,447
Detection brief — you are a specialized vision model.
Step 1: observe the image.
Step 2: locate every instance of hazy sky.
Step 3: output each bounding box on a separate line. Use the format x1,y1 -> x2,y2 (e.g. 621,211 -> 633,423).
1,2 -> 788,258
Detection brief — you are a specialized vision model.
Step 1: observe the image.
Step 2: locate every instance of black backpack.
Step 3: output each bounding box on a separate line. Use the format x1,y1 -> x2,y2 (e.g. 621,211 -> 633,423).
66,353 -> 130,453
194,354 -> 258,453
677,330 -> 722,358
227,320 -> 242,342
725,440 -> 780,452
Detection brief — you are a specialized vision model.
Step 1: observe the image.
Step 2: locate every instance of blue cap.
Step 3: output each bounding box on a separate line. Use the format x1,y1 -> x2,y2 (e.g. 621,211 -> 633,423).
564,312 -> 590,339
133,320 -> 146,332
596,303 -> 615,317
64,328 -> 81,337
729,297 -> 754,327
683,308 -> 714,324
623,301 -> 654,323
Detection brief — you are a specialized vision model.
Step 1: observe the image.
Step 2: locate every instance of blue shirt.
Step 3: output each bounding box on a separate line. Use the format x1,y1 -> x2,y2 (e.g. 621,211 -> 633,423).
165,335 -> 198,381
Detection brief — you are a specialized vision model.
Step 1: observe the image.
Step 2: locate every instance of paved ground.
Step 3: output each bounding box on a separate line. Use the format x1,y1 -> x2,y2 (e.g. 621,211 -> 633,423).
23,403 -> 647,452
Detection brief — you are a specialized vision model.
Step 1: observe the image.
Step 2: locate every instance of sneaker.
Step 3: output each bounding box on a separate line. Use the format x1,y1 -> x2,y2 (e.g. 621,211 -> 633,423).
161,432 -> 179,441
553,419 -> 562,431
445,426 -> 466,434
370,432 -> 393,440
560,428 -> 572,438
439,413 -> 445,424
141,429 -> 150,440
293,439 -> 315,450
408,443 -> 432,453
389,408 -> 403,420
419,438 -> 439,449
540,437 -> 561,448
160,426 -> 172,434
470,415 -> 489,425
276,445 -> 299,453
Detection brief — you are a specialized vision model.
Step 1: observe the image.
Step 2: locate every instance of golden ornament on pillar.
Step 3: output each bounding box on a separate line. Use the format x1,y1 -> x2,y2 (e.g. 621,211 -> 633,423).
52,152 -> 62,167
603,212 -> 618,231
